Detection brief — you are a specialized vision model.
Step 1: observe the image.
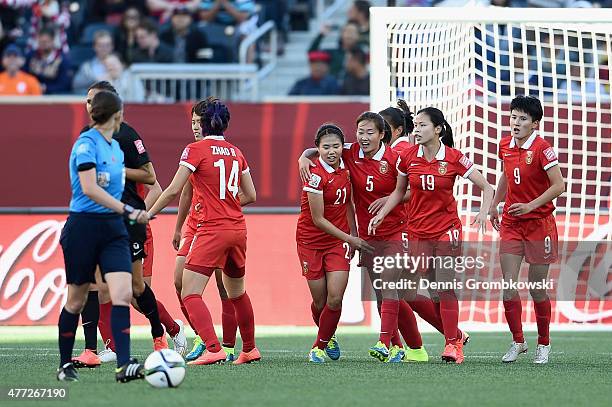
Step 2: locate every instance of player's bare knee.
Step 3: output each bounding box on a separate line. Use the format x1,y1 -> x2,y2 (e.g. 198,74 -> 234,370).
530,289 -> 548,303
503,290 -> 519,301
132,279 -> 145,296
326,295 -> 342,310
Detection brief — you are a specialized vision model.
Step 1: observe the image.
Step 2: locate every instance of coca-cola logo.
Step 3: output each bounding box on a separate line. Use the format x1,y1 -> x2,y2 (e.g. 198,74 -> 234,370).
0,220 -> 67,321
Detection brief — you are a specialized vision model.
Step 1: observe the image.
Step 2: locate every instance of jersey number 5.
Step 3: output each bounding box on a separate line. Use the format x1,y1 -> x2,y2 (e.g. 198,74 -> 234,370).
214,159 -> 239,199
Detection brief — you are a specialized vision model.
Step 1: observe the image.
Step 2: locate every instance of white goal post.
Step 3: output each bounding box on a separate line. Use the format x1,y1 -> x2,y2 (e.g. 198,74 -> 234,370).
369,7 -> 612,330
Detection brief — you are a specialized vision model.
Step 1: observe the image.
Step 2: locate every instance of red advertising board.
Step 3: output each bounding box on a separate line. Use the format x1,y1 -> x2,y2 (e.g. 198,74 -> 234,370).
0,214 -> 372,327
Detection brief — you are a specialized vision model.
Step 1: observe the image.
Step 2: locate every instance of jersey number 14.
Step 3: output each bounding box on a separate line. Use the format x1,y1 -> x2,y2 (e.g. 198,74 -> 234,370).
214,159 -> 239,199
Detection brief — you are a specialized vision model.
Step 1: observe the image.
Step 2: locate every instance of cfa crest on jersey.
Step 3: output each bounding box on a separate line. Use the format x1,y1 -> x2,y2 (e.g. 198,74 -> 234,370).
526,151 -> 534,164
379,160 -> 389,174
309,173 -> 322,188
438,162 -> 448,175
302,261 -> 309,276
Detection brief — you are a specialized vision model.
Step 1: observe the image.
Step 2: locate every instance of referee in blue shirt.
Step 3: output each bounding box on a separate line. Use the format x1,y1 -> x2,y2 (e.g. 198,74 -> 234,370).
58,90 -> 150,383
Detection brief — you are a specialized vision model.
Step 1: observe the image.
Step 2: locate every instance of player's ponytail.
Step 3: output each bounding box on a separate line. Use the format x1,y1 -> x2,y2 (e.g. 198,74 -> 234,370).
201,100 -> 230,136
315,123 -> 345,146
382,120 -> 392,144
379,99 -> 414,139
417,107 -> 454,148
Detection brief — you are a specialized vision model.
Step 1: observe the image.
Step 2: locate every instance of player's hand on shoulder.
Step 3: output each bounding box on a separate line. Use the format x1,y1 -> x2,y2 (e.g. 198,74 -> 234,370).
298,157 -> 316,184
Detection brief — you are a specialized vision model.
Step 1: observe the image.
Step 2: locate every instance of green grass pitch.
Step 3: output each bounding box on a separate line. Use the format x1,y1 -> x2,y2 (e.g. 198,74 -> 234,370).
1,329 -> 610,407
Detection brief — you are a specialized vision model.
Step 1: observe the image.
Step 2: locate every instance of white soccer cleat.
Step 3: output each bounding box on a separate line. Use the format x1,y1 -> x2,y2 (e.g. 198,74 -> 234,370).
171,319 -> 187,356
502,341 -> 528,363
533,344 -> 551,365
99,339 -> 117,363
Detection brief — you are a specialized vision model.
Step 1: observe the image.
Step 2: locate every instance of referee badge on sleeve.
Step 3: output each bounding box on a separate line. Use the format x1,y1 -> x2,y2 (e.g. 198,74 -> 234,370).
97,171 -> 110,188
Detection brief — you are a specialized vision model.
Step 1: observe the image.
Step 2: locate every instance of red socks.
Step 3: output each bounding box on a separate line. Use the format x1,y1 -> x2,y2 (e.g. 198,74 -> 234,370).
379,299 -> 399,348
311,302 -> 322,327
503,296 -> 525,343
221,298 -> 238,347
439,291 -> 459,345
313,305 -> 342,349
230,292 -> 256,352
408,295 -> 444,335
183,294 -> 221,352
391,330 -> 403,347
534,299 -> 551,346
156,300 -> 179,337
98,301 -> 115,351
398,300 -> 422,349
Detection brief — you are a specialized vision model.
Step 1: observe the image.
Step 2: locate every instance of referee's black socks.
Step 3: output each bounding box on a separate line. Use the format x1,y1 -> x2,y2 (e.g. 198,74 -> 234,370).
81,290 -> 99,352
135,284 -> 164,338
58,308 -> 79,367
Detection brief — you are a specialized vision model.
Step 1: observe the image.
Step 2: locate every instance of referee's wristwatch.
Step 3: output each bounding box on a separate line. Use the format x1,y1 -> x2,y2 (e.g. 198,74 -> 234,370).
123,204 -> 136,224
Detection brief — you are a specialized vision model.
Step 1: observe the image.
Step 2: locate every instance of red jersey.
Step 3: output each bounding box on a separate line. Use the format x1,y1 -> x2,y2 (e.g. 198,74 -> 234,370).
179,135 -> 249,230
296,158 -> 351,249
342,143 -> 405,238
498,132 -> 559,222
397,144 -> 474,238
390,136 -> 413,154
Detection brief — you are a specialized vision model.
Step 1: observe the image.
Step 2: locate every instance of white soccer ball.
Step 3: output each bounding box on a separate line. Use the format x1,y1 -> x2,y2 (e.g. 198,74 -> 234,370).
144,349 -> 186,388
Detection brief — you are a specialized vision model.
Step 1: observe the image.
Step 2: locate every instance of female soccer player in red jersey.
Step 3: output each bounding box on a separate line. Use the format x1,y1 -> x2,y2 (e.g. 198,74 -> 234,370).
489,95 -> 564,365
300,112 -> 427,363
370,107 -> 494,364
149,100 -> 259,366
380,99 -> 414,152
296,124 -> 374,363
172,98 -> 239,362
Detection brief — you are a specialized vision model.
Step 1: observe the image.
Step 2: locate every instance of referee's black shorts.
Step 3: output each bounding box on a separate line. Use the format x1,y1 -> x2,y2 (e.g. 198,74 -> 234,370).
60,212 -> 132,285
124,221 -> 147,262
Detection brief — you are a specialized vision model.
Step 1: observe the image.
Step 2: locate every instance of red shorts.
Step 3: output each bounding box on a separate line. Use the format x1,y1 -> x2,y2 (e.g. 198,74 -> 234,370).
359,229 -> 409,270
185,228 -> 247,278
500,214 -> 558,264
297,242 -> 350,281
177,223 -> 197,258
408,223 -> 463,273
142,224 -> 154,277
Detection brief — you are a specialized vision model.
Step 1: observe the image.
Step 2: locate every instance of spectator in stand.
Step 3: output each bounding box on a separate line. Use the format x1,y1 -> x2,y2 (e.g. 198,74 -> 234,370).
104,53 -> 145,102
146,0 -> 200,23
199,0 -> 258,36
341,46 -> 369,96
257,0 -> 288,55
25,27 -> 72,94
26,0 -> 71,54
309,21 -> 360,79
132,18 -> 173,63
72,30 -> 114,94
289,51 -> 339,96
115,6 -> 143,65
159,6 -> 210,63
0,44 -> 42,95
86,0 -> 148,26
347,0 -> 370,49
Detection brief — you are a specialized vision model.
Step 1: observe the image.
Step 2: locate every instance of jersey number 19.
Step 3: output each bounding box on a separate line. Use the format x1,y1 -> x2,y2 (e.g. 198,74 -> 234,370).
214,159 -> 239,199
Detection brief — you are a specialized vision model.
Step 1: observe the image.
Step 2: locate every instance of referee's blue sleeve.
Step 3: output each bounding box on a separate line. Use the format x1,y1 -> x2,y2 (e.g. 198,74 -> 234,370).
75,137 -> 97,167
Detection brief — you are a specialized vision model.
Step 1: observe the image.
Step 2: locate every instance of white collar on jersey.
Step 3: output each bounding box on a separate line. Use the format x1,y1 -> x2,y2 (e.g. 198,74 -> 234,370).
509,131 -> 538,149
358,142 -> 386,161
203,135 -> 225,140
318,156 -> 345,173
417,143 -> 446,160
390,136 -> 411,149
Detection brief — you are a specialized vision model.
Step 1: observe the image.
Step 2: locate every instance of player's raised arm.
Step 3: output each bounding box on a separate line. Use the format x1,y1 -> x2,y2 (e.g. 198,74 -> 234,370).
298,148 -> 319,183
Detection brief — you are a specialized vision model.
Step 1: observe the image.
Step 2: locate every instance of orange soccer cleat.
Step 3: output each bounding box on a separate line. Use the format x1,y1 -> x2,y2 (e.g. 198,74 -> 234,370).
233,348 -> 261,365
454,342 -> 465,364
441,343 -> 458,363
153,334 -> 169,351
72,349 -> 101,368
188,349 -> 227,365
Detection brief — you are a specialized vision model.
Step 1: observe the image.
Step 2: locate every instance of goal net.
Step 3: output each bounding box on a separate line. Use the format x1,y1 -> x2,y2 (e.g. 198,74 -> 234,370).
369,6 -> 612,329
